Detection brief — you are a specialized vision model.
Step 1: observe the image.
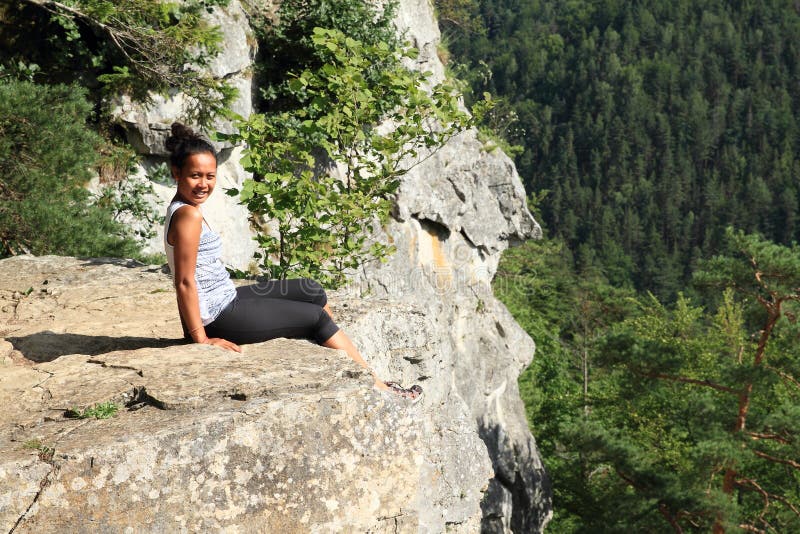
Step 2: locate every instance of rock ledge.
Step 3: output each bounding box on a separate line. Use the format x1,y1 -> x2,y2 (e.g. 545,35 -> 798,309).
1,256 -> 492,533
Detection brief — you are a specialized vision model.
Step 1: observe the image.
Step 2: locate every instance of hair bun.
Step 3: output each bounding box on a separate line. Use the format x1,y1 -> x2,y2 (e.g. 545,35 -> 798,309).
165,122 -> 201,154
164,122 -> 217,169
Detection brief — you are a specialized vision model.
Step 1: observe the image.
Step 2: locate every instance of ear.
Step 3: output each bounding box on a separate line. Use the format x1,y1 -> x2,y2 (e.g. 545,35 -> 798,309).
171,165 -> 180,181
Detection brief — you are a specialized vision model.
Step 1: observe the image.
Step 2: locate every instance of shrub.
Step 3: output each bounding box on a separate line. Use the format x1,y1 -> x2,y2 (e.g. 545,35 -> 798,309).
0,80 -> 139,258
226,28 -> 477,286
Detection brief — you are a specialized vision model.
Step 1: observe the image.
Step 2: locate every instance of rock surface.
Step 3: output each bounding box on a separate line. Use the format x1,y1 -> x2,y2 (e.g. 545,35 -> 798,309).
0,256 -> 493,532
70,0 -> 553,530
352,126 -> 551,532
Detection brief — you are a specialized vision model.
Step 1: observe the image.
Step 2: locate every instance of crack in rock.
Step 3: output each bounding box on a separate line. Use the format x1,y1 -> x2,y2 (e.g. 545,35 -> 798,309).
377,513 -> 403,534
31,368 -> 55,388
86,358 -> 144,377
9,455 -> 58,533
30,368 -> 56,404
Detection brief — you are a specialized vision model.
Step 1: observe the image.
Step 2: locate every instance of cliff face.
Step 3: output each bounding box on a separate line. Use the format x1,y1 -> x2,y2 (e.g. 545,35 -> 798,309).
0,0 -> 552,531
356,128 -> 552,532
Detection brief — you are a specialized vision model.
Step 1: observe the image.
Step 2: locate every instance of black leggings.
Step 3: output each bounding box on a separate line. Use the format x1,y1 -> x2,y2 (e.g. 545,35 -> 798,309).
203,279 -> 340,345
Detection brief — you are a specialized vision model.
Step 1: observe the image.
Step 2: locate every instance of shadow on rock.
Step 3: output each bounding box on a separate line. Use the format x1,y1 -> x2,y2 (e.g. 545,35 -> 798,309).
478,420 -> 552,534
7,331 -> 186,362
80,257 -> 168,273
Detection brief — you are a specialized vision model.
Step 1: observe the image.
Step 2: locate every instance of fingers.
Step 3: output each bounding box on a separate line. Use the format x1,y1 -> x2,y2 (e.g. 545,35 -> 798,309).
221,339 -> 241,352
206,338 -> 242,353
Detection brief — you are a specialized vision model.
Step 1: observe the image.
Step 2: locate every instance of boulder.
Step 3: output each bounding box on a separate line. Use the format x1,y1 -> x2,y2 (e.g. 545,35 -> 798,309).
0,256 -> 493,532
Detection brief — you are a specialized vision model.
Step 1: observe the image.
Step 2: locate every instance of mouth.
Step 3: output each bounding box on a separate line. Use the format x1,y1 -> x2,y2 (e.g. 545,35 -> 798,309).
192,191 -> 209,198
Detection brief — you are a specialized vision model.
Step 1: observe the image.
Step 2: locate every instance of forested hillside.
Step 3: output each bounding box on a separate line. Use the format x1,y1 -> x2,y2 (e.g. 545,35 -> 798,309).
447,0 -> 800,298
439,0 -> 800,531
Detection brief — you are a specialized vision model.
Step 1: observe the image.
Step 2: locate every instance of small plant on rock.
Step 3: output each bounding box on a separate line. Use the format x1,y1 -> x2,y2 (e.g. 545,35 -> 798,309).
65,402 -> 120,420
22,439 -> 55,461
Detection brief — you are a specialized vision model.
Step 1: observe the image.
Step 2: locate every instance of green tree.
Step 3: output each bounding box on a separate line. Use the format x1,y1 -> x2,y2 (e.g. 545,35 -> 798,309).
446,0 -> 800,299
564,229 -> 800,532
0,80 -> 138,258
493,237 -> 636,531
251,0 -> 400,111
227,28 -> 475,286
695,229 -> 800,532
1,0 -> 235,124
433,0 -> 485,43
0,0 -> 239,261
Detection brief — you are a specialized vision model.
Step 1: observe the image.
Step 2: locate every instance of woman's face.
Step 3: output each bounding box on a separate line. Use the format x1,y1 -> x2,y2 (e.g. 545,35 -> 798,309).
172,152 -> 217,207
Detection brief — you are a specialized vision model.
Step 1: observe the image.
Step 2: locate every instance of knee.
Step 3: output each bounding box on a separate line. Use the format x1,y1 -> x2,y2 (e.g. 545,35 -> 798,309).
300,278 -> 327,307
314,307 -> 340,344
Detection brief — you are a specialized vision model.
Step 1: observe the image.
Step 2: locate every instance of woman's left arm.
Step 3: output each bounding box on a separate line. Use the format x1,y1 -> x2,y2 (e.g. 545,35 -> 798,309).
171,205 -> 240,352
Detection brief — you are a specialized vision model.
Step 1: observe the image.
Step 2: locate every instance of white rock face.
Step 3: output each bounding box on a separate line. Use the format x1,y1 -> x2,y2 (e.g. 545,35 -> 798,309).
359,6 -> 551,527
111,0 -> 255,157
348,128 -> 551,533
104,0 -> 553,530
393,0 -> 447,84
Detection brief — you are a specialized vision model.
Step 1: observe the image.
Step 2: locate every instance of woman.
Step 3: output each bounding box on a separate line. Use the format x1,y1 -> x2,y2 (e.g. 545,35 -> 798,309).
163,122 -> 421,401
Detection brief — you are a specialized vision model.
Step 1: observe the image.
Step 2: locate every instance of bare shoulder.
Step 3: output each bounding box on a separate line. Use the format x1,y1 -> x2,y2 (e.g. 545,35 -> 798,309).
172,204 -> 202,224
169,204 -> 202,244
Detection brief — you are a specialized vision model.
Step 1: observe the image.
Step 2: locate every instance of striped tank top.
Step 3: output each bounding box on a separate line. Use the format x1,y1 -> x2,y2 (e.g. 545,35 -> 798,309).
164,199 -> 236,325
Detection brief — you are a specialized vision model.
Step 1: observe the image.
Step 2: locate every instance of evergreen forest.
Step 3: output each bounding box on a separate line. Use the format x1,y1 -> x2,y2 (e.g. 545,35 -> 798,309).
2,0 -> 799,530
448,0 -> 800,298
438,0 -> 800,531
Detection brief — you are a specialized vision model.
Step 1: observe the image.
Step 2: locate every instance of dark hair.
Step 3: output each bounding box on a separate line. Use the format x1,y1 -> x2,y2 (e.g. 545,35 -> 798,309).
164,122 -> 217,169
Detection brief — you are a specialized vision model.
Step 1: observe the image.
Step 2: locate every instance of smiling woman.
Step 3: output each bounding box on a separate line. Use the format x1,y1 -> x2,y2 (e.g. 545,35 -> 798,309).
173,152 -> 217,206
162,123 -> 423,401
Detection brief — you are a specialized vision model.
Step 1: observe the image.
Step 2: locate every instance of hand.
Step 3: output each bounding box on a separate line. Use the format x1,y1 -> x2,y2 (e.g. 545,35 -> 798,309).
202,337 -> 241,353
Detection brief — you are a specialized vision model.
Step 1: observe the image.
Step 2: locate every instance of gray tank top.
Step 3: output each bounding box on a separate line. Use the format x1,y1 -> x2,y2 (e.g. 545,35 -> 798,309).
164,199 -> 236,325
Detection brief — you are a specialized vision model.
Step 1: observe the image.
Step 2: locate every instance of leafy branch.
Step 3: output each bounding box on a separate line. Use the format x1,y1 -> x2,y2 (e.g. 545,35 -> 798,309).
17,0 -> 235,125
226,28 -> 484,286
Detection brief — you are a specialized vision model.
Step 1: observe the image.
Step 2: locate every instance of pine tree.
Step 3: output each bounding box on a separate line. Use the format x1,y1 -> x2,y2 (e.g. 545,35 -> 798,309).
0,80 -> 138,258
567,229 -> 800,532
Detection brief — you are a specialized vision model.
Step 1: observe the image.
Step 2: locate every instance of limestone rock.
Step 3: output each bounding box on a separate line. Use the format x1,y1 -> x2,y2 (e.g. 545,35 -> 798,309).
359,6 -> 551,528
110,0 -> 255,157
0,256 -> 493,532
393,131 -> 540,255
394,0 -> 446,84
89,0 -> 554,528
349,133 -> 551,533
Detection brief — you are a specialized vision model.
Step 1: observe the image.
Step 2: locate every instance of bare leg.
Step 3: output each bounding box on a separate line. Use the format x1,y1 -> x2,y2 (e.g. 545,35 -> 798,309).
323,329 -> 389,391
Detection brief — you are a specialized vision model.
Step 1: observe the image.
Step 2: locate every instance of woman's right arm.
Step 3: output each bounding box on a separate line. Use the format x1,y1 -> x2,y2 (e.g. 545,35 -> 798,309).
170,206 -> 241,352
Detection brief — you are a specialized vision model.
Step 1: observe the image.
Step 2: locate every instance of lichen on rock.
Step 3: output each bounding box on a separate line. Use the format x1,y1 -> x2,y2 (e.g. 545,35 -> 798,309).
0,256 -> 494,532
